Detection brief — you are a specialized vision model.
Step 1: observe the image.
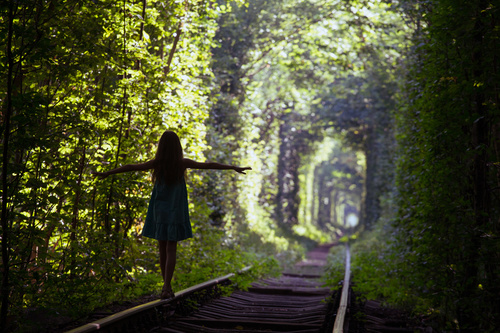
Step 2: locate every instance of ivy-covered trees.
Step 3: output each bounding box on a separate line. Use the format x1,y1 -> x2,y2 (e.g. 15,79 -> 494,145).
209,0 -> 407,247
322,1 -> 499,330
1,0 -> 221,328
395,0 -> 500,329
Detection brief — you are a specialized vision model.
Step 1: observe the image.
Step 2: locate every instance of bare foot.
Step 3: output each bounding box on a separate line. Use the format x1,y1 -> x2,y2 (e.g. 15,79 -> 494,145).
161,285 -> 174,300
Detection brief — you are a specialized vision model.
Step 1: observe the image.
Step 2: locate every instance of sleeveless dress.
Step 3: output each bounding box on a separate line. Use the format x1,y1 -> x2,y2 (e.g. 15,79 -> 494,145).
141,178 -> 193,241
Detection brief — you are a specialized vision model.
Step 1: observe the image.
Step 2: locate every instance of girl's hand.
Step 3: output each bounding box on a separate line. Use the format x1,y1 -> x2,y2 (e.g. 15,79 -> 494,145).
91,171 -> 109,179
234,167 -> 252,174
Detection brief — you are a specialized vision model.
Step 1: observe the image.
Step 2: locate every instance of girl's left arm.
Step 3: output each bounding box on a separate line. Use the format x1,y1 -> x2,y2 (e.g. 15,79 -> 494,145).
92,160 -> 155,179
183,158 -> 251,174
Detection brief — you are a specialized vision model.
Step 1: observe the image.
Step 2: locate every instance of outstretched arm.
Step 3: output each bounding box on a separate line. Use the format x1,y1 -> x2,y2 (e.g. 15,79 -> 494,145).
183,158 -> 251,174
92,160 -> 155,179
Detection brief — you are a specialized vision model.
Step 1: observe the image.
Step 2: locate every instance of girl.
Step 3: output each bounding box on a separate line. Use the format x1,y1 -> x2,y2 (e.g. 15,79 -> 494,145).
93,130 -> 251,299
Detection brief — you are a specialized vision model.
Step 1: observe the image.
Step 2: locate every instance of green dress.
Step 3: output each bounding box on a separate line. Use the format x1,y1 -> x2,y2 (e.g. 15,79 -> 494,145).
142,179 -> 192,241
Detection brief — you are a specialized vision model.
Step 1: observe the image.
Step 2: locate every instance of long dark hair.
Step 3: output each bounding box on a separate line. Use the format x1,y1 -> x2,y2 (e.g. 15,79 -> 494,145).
152,131 -> 185,185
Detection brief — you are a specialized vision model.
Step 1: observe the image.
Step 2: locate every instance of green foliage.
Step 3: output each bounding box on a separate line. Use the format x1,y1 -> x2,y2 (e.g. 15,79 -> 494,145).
205,0 -> 408,255
0,0 -> 227,327
327,0 -> 499,329
298,137 -> 364,239
323,245 -> 346,287
393,0 -> 500,330
229,256 -> 281,292
349,225 -> 423,310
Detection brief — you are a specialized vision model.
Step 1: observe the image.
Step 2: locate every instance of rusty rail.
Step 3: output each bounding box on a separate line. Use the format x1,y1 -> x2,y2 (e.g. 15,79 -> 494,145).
333,243 -> 351,333
65,268 -> 251,333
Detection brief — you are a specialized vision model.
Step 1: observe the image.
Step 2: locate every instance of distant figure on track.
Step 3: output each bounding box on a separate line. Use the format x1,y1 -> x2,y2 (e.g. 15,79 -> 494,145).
93,130 -> 251,299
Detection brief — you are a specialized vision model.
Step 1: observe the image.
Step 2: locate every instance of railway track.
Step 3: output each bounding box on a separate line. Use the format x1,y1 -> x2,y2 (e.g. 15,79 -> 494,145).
158,273 -> 334,332
66,244 -> 351,333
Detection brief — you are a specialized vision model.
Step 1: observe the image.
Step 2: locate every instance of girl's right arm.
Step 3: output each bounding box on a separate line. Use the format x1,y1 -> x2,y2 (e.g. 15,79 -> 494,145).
92,160 -> 155,179
183,158 -> 251,174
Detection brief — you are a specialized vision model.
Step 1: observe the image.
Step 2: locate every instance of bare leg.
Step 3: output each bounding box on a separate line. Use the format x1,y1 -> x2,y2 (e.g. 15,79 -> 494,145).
159,240 -> 167,283
164,240 -> 177,289
159,240 -> 177,299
